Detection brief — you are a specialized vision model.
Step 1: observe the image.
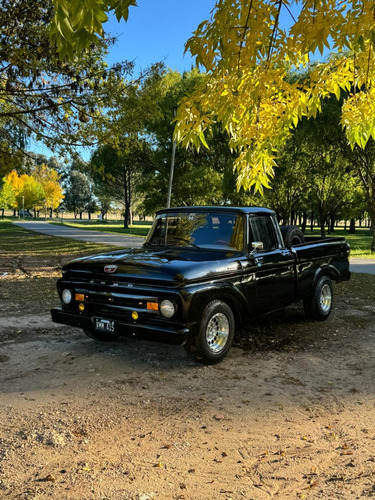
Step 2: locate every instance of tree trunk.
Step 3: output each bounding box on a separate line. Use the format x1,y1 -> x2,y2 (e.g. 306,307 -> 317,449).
330,216 -> 335,233
79,211 -> 83,220
344,219 -> 347,231
88,212 -> 91,220
319,212 -> 326,237
310,211 -> 314,232
301,212 -> 307,233
369,206 -> 375,252
349,218 -> 356,234
123,168 -> 129,229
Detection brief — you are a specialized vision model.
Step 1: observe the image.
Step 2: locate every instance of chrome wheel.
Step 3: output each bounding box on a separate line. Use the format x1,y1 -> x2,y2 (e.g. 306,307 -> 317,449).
320,283 -> 332,313
205,312 -> 230,353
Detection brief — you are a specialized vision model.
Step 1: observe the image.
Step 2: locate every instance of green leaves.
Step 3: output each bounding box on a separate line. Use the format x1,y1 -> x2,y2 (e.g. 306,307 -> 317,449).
176,0 -> 375,192
50,0 -> 137,58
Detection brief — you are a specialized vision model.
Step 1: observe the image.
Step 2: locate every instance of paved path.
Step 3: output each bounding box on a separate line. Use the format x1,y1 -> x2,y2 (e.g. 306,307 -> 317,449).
349,258 -> 375,275
13,221 -> 144,248
13,221 -> 375,274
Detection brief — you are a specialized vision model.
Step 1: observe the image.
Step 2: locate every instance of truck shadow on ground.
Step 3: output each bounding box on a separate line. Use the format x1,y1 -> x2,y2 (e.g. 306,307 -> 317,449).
2,298 -> 372,398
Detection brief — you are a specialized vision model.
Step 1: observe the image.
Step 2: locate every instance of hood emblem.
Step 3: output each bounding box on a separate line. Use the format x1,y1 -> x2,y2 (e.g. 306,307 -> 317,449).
104,264 -> 117,273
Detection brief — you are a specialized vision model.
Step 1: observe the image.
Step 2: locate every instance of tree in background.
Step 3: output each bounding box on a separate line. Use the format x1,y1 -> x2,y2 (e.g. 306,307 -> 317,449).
63,170 -> 93,219
0,125 -> 28,180
345,140 -> 375,250
47,1 -> 375,239
0,177 -> 16,210
139,69 -> 239,214
0,0 -> 140,166
175,0 -> 375,193
33,164 -> 64,218
1,171 -> 44,213
262,131 -> 309,226
90,137 -> 153,228
0,165 -> 64,216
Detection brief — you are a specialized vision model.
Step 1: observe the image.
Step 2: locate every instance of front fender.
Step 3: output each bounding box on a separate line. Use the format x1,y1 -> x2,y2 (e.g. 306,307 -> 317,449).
183,281 -> 248,330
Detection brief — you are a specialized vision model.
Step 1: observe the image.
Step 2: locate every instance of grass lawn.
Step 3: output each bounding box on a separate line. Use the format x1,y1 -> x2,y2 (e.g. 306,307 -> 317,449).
50,219 -> 151,238
0,220 -> 117,257
307,227 -> 374,259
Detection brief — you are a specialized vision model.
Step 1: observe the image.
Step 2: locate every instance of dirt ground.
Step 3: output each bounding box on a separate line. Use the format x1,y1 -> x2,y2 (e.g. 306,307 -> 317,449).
0,253 -> 375,500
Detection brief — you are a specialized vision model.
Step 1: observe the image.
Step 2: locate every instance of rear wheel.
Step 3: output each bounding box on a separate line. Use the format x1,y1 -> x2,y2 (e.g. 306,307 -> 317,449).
83,328 -> 120,342
304,276 -> 333,321
184,300 -> 235,365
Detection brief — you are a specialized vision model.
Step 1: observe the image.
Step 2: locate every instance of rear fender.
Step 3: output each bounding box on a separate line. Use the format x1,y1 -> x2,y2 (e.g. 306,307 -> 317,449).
312,265 -> 340,290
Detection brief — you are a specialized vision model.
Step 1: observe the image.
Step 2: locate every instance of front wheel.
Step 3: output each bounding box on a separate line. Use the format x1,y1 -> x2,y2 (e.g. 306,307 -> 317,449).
304,276 -> 333,321
184,300 -> 235,365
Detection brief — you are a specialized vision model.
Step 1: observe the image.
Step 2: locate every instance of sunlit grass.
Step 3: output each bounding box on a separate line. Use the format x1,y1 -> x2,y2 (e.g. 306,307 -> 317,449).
0,221 -> 117,257
307,227 -> 374,259
50,219 -> 152,238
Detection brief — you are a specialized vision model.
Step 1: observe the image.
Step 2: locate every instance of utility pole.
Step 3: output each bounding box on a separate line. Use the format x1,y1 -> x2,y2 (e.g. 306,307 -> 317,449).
167,107 -> 177,208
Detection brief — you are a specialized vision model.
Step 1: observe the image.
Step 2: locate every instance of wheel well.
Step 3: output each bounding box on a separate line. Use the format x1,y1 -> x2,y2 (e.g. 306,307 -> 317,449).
198,295 -> 242,328
316,268 -> 340,285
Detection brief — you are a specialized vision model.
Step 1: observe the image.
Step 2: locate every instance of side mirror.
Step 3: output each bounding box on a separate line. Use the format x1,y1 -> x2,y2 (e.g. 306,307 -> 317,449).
251,241 -> 264,252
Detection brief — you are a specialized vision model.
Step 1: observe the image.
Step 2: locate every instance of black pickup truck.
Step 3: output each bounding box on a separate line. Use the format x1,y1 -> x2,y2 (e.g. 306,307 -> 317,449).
51,206 -> 350,364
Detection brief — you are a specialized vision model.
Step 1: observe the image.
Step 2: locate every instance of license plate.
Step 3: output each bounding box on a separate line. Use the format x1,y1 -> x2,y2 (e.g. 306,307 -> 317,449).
94,318 -> 115,333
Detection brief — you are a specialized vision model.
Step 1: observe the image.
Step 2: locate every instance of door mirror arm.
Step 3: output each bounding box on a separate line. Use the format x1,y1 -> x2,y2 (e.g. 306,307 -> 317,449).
250,241 -> 264,254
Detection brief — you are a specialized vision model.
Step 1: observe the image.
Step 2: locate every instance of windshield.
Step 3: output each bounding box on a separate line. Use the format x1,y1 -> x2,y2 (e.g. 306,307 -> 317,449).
145,212 -> 245,251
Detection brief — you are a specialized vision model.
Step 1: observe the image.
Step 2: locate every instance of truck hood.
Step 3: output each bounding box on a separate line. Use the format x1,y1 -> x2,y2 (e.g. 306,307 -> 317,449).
62,247 -> 244,284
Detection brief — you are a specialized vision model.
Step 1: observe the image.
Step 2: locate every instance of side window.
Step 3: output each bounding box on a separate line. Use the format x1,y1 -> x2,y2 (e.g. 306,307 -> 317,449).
249,216 -> 278,252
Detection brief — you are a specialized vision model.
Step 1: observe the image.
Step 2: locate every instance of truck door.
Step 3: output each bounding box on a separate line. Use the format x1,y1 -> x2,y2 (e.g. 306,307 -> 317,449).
246,215 -> 295,314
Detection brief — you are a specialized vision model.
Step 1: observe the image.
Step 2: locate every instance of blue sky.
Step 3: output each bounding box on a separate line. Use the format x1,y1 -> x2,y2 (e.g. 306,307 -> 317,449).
33,1 -> 303,160
32,1 -> 216,159
104,0 -> 216,73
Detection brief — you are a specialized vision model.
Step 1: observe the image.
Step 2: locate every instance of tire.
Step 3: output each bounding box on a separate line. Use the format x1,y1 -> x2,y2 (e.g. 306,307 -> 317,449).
83,328 -> 120,342
280,225 -> 305,247
303,276 -> 333,321
184,300 -> 235,365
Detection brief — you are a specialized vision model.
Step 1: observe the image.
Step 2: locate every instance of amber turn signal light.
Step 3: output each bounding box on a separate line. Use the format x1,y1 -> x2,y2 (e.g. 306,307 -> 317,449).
147,302 -> 159,311
75,293 -> 85,302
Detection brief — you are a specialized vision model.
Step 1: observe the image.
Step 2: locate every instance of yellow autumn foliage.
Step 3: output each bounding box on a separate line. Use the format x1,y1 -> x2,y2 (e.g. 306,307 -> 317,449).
173,0 -> 375,192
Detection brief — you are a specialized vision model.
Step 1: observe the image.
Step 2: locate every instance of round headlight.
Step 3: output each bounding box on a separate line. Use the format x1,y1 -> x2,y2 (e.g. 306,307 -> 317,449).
62,289 -> 72,304
160,300 -> 175,318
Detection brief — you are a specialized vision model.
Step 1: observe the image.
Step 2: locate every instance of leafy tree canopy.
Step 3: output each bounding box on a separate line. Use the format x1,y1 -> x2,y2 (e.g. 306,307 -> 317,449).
0,0 -> 138,166
52,0 -> 375,193
63,169 -> 94,217
50,0 -> 137,58
174,0 -> 375,192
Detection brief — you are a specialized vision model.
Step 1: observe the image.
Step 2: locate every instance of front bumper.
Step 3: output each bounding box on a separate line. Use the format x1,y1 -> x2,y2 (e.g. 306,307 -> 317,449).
51,308 -> 192,346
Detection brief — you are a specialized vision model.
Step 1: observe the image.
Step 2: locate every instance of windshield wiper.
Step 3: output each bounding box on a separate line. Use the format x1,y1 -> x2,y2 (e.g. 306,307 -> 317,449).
169,237 -> 202,250
143,241 -> 163,248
